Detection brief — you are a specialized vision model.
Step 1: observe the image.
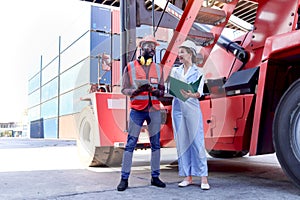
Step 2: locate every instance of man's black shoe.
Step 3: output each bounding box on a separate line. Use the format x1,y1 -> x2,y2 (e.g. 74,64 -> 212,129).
117,179 -> 128,191
151,177 -> 166,188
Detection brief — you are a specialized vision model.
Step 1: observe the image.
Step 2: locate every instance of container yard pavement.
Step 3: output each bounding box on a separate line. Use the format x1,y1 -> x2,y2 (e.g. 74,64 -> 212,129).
0,138 -> 300,200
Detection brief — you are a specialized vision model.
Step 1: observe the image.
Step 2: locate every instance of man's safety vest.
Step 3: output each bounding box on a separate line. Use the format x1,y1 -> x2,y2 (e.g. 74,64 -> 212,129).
128,60 -> 162,111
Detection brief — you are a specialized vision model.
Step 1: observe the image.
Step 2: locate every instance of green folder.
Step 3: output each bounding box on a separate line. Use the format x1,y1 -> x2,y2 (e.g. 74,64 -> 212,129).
190,76 -> 202,92
169,76 -> 201,102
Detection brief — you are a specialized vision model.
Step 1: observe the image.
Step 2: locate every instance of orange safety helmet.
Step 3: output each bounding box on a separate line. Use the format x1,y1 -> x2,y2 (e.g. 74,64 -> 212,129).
139,35 -> 160,47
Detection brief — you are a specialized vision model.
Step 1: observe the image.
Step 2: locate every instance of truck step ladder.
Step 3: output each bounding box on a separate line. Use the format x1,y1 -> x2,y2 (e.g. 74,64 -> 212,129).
157,0 -> 239,77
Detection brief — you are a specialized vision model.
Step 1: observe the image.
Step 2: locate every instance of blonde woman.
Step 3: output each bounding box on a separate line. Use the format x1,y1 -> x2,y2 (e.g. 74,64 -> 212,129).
170,40 -> 209,190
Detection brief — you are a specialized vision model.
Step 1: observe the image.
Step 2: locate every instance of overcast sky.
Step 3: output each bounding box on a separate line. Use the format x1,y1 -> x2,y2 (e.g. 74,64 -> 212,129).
0,0 -> 80,122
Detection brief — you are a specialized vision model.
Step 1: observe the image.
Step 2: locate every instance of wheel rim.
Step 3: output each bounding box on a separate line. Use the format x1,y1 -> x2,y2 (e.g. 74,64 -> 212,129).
79,117 -> 93,154
82,118 -> 91,143
291,104 -> 300,162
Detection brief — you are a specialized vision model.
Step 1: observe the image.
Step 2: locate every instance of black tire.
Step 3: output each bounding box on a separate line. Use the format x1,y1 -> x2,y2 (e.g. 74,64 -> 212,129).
273,78 -> 300,189
207,150 -> 248,158
77,106 -> 123,167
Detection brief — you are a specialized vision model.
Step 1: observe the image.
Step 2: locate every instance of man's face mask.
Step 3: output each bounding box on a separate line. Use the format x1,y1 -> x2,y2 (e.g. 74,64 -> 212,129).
142,42 -> 156,58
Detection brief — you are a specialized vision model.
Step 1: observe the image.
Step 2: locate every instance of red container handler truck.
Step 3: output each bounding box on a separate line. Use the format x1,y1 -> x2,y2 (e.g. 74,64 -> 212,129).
77,0 -> 300,189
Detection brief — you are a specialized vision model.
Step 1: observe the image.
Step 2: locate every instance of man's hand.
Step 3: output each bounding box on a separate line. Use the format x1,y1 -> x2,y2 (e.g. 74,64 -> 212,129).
138,84 -> 152,92
151,84 -> 164,98
132,84 -> 152,96
151,89 -> 161,98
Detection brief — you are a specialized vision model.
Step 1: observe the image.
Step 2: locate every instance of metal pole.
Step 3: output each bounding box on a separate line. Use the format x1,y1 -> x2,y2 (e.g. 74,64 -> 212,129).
120,0 -> 128,132
152,0 -> 155,36
39,55 -> 42,121
57,36 -> 61,138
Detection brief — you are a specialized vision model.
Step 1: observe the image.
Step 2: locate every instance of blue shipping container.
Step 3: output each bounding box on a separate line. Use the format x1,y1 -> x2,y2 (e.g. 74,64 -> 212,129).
90,57 -> 111,85
90,31 -> 111,56
91,6 -> 111,32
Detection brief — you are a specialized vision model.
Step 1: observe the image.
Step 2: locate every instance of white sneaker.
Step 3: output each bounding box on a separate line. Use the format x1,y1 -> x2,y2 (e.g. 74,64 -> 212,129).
201,183 -> 210,190
178,180 -> 192,187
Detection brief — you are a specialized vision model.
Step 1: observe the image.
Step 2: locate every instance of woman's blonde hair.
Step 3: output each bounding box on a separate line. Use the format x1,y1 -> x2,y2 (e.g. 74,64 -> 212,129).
180,46 -> 197,63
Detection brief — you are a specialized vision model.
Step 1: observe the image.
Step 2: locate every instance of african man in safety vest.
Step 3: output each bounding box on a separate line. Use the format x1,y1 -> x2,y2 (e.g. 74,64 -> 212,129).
117,35 -> 166,191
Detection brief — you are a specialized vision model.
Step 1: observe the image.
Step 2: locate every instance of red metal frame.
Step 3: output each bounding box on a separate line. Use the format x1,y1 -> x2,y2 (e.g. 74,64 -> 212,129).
95,93 -> 127,146
250,30 -> 300,155
160,0 -> 204,80
201,0 -> 300,155
247,0 -> 300,155
94,93 -> 174,147
200,0 -> 239,67
202,95 -> 254,151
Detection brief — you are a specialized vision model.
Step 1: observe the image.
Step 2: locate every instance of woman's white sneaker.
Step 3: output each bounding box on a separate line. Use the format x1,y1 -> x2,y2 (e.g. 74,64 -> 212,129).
178,180 -> 192,187
201,183 -> 210,190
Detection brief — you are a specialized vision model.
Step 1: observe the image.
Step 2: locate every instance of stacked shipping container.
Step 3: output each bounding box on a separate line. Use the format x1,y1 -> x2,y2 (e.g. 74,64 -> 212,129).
28,3 -> 118,139
27,2 -> 171,139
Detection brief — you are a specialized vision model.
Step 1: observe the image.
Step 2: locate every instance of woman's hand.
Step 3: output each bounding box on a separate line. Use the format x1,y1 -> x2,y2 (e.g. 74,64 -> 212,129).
180,89 -> 200,99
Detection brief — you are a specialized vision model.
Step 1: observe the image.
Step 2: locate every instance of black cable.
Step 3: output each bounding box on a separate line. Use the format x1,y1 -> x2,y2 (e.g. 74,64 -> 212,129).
130,0 -> 169,62
155,0 -> 169,34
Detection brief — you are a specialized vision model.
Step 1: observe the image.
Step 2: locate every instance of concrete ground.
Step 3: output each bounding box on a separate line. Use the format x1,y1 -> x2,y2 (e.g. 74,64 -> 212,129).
0,138 -> 300,200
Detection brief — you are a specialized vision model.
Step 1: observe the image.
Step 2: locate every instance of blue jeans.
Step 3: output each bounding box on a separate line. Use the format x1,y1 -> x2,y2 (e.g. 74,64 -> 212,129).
121,109 -> 161,179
